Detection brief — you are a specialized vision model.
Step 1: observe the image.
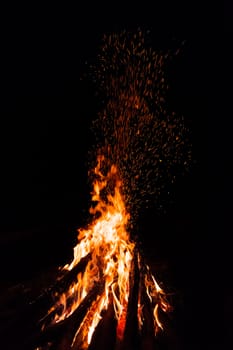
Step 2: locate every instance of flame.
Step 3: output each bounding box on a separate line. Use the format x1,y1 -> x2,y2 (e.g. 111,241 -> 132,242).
44,155 -> 170,348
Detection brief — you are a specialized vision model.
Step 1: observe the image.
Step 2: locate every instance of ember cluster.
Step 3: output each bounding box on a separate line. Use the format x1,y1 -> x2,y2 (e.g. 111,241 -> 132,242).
89,29 -> 191,220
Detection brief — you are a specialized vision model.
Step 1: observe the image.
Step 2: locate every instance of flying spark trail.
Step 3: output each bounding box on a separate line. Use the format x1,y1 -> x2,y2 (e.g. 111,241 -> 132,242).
90,29 -> 191,221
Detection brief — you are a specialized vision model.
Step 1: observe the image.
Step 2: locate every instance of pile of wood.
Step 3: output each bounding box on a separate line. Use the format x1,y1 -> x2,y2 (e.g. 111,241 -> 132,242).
24,250 -> 171,350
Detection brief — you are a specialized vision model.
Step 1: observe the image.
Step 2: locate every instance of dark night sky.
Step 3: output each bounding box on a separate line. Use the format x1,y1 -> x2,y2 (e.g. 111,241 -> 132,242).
1,1 -> 223,348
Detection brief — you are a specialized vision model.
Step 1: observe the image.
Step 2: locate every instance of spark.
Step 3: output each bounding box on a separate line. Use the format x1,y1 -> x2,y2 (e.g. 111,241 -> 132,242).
90,29 -> 191,220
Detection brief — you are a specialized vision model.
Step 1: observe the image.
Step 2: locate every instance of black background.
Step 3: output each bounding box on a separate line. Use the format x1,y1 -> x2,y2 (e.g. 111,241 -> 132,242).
1,1 -> 225,348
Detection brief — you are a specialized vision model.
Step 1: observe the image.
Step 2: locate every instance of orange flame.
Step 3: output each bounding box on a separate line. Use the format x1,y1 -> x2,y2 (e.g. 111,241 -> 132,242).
45,155 -> 170,348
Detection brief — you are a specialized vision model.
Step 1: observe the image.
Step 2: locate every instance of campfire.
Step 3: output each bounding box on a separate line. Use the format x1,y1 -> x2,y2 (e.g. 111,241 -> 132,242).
35,156 -> 171,350
33,29 -> 190,350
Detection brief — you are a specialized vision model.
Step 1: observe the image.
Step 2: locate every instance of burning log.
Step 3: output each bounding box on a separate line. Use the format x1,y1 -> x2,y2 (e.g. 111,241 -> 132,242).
88,299 -> 117,350
17,251 -> 93,344
32,253 -> 91,309
70,294 -> 107,349
139,275 -> 158,350
54,253 -> 92,295
115,249 -> 140,350
138,258 -> 172,350
33,280 -> 104,350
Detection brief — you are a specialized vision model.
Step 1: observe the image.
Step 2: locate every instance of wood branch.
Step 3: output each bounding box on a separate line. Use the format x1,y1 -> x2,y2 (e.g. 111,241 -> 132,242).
20,253 -> 93,336
54,253 -> 92,295
69,294 -> 105,350
116,248 -> 140,350
28,280 -> 104,350
88,297 -> 117,350
139,271 -> 157,350
31,253 -> 92,310
38,253 -> 92,328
